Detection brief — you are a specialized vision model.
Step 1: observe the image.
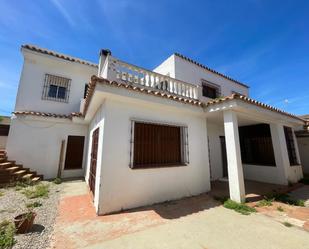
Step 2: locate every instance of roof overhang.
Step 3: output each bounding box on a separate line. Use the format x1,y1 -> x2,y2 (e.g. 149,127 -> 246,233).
204,95 -> 305,127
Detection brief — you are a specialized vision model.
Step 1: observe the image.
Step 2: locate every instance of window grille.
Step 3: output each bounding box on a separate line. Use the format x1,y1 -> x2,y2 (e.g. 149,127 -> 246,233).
42,74 -> 71,102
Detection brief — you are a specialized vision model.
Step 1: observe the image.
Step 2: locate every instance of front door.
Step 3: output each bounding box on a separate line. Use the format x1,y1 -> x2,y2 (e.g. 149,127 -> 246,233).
64,136 -> 85,170
220,136 -> 228,177
89,128 -> 99,195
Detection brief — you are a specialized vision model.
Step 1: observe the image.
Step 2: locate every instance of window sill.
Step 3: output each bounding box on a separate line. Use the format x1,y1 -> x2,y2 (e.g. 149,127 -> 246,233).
63,168 -> 83,171
130,163 -> 188,170
290,164 -> 301,167
243,163 -> 276,167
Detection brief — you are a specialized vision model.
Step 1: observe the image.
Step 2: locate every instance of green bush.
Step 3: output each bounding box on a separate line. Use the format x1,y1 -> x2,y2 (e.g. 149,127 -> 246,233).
283,221 -> 293,227
0,221 -> 16,248
0,191 -> 4,197
26,201 -> 42,208
52,178 -> 62,185
223,199 -> 256,215
256,198 -> 273,207
266,193 -> 305,207
277,206 -> 284,212
22,184 -> 49,199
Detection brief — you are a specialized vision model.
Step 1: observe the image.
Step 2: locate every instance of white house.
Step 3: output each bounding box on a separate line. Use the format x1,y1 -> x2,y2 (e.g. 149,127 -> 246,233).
6,44 -> 306,215
0,116 -> 10,149
296,115 -> 309,174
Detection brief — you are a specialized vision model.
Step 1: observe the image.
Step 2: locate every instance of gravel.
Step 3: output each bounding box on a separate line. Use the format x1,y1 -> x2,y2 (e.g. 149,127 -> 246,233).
0,181 -> 61,249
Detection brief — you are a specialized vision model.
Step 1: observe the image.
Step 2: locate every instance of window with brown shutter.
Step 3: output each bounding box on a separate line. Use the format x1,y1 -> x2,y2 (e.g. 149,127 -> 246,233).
130,121 -> 188,169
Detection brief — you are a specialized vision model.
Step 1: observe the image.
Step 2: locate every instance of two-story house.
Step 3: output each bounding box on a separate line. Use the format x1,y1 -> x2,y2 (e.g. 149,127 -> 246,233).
6,44 -> 305,215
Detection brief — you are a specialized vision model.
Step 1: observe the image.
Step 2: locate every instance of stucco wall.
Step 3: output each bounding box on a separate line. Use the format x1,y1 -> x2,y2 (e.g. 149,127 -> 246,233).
297,137 -> 309,174
96,98 -> 210,215
6,116 -> 87,179
154,54 -> 249,100
84,103 -> 107,212
0,136 -> 7,149
15,49 -> 97,115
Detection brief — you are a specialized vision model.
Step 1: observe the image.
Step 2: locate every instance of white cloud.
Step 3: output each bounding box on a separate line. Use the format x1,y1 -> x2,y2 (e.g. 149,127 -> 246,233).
50,0 -> 75,27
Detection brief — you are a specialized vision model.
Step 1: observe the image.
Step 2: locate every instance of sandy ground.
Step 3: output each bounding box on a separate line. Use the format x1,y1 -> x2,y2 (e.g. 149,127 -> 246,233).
50,180 -> 309,249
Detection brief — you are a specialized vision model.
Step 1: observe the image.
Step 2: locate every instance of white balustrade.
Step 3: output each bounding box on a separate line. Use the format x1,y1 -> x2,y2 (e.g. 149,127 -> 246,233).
105,58 -> 199,99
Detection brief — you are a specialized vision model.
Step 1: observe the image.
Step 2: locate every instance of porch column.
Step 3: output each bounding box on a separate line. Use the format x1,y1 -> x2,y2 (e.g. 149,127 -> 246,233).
269,123 -> 289,185
223,110 -> 245,203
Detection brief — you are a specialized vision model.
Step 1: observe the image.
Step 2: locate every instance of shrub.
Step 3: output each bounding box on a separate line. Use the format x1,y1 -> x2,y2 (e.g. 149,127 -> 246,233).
283,221 -> 293,227
277,206 -> 284,212
223,199 -> 256,215
26,201 -> 42,208
22,184 -> 49,199
256,198 -> 273,207
0,191 -> 4,197
52,178 -> 62,185
213,196 -> 228,203
0,220 -> 16,248
266,193 -> 305,207
15,179 -> 33,191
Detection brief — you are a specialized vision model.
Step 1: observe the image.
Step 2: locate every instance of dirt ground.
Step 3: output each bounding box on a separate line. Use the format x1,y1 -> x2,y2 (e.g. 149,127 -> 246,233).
50,180 -> 309,249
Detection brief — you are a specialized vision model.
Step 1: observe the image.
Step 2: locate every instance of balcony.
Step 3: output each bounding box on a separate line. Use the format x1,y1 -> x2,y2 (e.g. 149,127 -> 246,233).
100,56 -> 199,100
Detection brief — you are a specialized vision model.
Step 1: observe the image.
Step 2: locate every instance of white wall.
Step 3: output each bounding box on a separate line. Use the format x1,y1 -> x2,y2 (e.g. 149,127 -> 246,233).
153,55 -> 176,78
0,136 -> 7,149
84,103 -> 107,212
96,98 -> 210,215
297,137 -> 309,174
6,116 -> 87,179
15,49 -> 97,114
154,54 -> 249,100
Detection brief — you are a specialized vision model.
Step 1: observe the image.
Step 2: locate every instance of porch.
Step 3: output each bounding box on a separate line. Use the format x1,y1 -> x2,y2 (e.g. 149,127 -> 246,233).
205,97 -> 304,203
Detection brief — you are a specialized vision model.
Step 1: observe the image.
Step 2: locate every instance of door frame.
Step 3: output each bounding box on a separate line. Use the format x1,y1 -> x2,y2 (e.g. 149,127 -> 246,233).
220,136 -> 228,178
89,127 -> 99,196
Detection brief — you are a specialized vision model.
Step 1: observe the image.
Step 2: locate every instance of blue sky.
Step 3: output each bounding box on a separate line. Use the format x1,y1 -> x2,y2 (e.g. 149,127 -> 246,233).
0,0 -> 308,116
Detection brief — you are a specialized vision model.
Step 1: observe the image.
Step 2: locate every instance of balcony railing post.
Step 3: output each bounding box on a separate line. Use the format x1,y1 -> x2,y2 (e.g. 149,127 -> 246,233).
110,58 -> 199,100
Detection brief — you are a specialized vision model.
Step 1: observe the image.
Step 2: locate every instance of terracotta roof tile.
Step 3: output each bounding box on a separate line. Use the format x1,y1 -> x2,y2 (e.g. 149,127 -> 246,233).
174,53 -> 249,88
13,111 -> 83,119
205,94 -> 305,122
22,44 -> 98,68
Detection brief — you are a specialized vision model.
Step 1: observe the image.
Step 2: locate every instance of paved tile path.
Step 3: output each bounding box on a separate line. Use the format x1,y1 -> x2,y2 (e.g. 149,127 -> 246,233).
50,180 -> 309,249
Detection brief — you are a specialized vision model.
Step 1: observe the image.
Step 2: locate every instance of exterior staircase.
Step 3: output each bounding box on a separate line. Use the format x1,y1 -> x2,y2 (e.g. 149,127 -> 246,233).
0,150 -> 43,186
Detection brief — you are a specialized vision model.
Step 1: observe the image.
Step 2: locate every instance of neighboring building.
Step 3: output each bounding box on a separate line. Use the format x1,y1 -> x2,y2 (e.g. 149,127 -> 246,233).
296,115 -> 309,174
0,116 -> 10,149
6,44 -> 305,215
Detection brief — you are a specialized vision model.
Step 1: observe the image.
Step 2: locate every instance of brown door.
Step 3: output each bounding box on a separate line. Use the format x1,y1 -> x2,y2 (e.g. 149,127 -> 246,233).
220,136 -> 228,177
89,128 -> 99,195
64,136 -> 85,169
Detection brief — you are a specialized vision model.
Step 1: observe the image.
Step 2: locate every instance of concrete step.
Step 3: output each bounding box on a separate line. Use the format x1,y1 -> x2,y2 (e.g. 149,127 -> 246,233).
5,166 -> 21,173
0,162 -> 13,169
36,174 -> 44,180
31,177 -> 41,183
22,173 -> 34,179
13,170 -> 27,179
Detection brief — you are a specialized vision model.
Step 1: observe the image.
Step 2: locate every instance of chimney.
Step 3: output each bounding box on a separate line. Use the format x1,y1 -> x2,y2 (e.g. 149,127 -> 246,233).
98,49 -> 112,77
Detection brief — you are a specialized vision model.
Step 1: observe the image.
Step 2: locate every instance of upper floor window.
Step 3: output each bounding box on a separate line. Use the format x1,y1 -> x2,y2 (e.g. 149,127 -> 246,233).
202,81 -> 220,99
284,126 -> 299,166
42,74 -> 71,102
